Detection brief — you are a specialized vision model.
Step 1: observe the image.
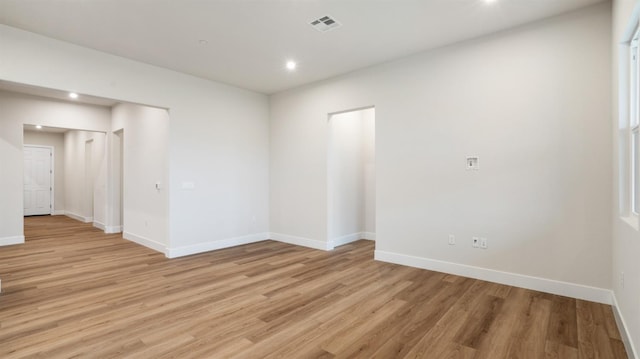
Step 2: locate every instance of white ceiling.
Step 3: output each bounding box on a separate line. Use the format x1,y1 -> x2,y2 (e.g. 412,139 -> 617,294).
0,0 -> 605,94
23,124 -> 69,134
0,80 -> 118,107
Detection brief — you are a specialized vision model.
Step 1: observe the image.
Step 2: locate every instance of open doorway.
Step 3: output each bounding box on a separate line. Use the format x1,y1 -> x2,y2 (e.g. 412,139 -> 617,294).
327,107 -> 376,247
4,82 -> 169,254
23,125 -> 107,227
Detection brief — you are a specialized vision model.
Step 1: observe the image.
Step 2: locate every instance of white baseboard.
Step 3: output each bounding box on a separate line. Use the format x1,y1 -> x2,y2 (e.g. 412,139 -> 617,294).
93,221 -> 122,234
65,212 -> 93,223
93,221 -> 105,231
329,232 -> 363,248
105,225 -> 122,234
270,232 -> 332,251
374,250 -> 612,305
0,235 -> 24,246
123,231 -> 166,254
52,210 -> 65,216
362,232 -> 376,241
612,292 -> 639,359
166,232 -> 269,258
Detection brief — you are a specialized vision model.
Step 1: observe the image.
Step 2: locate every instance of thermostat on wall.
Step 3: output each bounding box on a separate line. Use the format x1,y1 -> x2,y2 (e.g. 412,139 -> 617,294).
466,156 -> 479,170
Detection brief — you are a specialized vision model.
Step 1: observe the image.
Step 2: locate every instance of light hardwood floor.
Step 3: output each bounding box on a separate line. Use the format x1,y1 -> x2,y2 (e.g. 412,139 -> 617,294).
0,215 -> 627,358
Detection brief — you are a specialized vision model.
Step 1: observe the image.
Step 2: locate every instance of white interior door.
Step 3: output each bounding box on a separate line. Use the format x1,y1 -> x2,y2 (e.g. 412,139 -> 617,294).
24,146 -> 52,216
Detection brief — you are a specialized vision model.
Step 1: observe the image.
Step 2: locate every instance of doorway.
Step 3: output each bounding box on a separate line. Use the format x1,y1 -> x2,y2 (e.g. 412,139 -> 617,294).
5,83 -> 169,254
23,145 -> 53,216
23,126 -> 107,226
327,107 -> 376,247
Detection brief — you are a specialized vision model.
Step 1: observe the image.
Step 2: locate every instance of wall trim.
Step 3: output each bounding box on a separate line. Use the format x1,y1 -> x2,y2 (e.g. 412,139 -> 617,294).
0,235 -> 24,246
65,212 -> 93,223
93,221 -> 105,231
105,225 -> 122,234
269,232 -> 332,251
167,232 -> 270,258
612,292 -> 639,359
123,231 -> 166,254
361,232 -> 376,240
93,222 -> 122,234
329,232 -> 362,248
374,250 -> 612,305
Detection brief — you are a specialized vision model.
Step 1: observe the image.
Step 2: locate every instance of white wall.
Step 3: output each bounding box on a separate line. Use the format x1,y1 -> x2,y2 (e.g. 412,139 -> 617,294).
111,103 -> 169,251
270,3 -> 612,299
0,91 -> 111,245
23,130 -> 65,214
329,110 -> 365,243
63,130 -> 84,219
612,0 -> 640,357
362,109 -> 376,237
0,24 -> 270,255
63,130 -> 106,225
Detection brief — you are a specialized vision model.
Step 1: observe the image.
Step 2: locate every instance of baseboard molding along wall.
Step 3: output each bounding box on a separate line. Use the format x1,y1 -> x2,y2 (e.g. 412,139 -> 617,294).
374,249 -> 612,305
270,232 -> 333,251
93,221 -> 122,234
272,232 -> 375,251
167,231 -> 337,258
105,225 -> 122,234
0,235 -> 24,246
65,212 -> 93,223
329,232 -> 363,248
612,293 -> 639,359
93,221 -> 106,231
361,232 -> 376,241
123,231 -> 167,255
166,232 -> 270,258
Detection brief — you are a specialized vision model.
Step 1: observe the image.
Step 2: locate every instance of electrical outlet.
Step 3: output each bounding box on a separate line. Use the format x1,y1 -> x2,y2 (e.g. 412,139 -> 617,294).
448,234 -> 455,245
472,237 -> 479,248
480,237 -> 488,249
466,156 -> 479,170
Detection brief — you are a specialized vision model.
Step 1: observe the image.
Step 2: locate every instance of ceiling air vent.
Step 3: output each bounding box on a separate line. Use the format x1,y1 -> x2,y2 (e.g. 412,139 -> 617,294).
310,15 -> 341,33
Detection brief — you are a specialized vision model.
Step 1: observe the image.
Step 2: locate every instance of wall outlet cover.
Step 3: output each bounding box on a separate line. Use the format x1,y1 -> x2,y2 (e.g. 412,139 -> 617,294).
466,156 -> 479,170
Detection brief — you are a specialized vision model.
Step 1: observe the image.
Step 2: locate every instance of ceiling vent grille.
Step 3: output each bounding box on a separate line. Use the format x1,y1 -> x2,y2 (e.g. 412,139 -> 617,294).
310,15 -> 341,32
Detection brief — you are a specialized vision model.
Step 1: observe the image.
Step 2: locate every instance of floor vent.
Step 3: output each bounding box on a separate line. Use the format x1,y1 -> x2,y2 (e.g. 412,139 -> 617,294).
310,15 -> 341,32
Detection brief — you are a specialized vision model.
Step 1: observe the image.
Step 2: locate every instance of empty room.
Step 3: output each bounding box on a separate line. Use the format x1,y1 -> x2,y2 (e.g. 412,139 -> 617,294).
0,0 -> 638,358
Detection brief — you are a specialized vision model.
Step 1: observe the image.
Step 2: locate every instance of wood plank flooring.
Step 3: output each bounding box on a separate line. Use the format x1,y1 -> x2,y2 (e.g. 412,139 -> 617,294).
0,215 -> 627,358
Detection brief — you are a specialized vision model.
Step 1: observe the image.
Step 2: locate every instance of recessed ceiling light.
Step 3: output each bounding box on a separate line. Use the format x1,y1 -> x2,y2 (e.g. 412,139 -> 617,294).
286,61 -> 297,71
36,125 -> 42,129
69,92 -> 78,99
198,39 -> 208,45
484,0 -> 497,3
